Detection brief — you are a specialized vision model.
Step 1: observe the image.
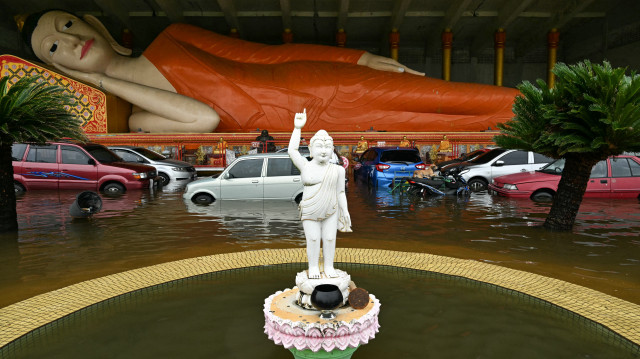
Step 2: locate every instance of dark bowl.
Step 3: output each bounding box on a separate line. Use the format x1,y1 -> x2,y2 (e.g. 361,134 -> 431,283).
310,284 -> 343,311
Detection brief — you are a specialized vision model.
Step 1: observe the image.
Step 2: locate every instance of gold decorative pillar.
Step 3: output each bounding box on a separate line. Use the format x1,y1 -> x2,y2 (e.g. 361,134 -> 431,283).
441,29 -> 453,81
494,28 -> 505,86
336,28 -> 347,47
229,28 -> 239,38
547,28 -> 560,88
282,28 -> 293,44
389,28 -> 400,61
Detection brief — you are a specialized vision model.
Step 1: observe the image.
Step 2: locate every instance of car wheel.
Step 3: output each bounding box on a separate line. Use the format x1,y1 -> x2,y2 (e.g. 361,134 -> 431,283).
192,193 -> 214,205
102,183 -> 125,195
468,178 -> 488,192
158,173 -> 171,186
531,191 -> 554,202
14,183 -> 25,194
295,193 -> 303,204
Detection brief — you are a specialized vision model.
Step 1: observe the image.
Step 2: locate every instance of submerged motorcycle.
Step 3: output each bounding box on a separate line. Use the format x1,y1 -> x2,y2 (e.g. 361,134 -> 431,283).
406,168 -> 470,198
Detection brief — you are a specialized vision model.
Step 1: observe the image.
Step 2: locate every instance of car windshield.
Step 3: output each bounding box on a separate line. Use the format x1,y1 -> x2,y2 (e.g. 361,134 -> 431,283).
538,159 -> 566,174
84,145 -> 122,164
468,149 -> 507,164
380,150 -> 421,164
134,147 -> 166,160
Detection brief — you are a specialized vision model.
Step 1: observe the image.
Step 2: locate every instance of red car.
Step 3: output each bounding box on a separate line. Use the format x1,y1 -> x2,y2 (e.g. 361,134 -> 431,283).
13,142 -> 159,195
489,155 -> 640,200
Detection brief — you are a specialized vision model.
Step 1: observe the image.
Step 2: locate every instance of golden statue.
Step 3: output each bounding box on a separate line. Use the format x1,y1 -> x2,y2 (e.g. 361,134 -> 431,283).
439,135 -> 451,153
355,136 -> 369,154
214,137 -> 227,154
399,136 -> 411,147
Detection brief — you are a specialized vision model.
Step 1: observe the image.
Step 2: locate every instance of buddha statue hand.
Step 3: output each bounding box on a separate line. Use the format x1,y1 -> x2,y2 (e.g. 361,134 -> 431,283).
52,63 -> 102,88
357,52 -> 425,76
294,109 -> 307,129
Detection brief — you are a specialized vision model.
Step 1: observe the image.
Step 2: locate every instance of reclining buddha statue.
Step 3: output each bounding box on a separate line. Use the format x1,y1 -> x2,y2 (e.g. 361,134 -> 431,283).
22,10 -> 519,133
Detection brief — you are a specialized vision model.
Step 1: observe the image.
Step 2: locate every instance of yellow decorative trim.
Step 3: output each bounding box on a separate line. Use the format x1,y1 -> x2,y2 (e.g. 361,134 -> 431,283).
1,248 -> 638,349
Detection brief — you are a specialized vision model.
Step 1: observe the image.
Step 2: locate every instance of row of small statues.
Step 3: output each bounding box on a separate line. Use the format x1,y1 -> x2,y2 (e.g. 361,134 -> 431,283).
354,135 -> 451,154
200,134 -> 453,158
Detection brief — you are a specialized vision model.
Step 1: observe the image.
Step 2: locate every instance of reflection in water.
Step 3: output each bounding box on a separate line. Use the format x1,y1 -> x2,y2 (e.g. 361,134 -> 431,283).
184,200 -> 304,243
0,181 -> 638,308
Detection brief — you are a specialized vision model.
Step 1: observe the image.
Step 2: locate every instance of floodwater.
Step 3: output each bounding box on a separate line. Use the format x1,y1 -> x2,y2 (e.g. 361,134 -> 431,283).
3,264 -> 636,358
0,179 -> 639,311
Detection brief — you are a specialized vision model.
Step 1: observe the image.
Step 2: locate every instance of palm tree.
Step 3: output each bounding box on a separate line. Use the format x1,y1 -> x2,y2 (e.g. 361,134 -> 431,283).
0,75 -> 86,232
495,60 -> 640,231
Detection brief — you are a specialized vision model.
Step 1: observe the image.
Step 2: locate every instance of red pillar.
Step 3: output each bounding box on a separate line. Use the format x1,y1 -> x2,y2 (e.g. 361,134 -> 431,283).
282,28 -> 293,44
389,28 -> 400,61
336,28 -> 347,47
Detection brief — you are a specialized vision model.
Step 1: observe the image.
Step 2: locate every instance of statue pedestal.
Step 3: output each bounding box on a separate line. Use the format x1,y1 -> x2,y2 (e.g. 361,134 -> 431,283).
263,287 -> 380,358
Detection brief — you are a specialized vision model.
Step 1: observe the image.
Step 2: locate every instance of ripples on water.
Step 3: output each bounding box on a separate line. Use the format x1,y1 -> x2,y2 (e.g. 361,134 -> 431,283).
0,179 -> 638,306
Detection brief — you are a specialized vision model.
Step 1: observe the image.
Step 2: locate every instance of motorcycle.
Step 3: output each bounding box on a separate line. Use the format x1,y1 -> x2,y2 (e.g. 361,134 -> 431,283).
406,168 -> 470,198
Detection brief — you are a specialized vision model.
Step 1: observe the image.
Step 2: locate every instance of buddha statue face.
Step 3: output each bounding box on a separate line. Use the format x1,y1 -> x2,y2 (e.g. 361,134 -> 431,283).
309,130 -> 334,164
29,11 -> 117,73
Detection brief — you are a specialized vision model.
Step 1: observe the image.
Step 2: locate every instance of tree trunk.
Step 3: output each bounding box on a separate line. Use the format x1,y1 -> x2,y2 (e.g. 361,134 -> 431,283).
544,155 -> 598,231
0,141 -> 18,232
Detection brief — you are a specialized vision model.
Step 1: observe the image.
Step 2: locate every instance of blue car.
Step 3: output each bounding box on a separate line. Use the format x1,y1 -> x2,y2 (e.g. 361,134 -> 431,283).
353,147 -> 426,187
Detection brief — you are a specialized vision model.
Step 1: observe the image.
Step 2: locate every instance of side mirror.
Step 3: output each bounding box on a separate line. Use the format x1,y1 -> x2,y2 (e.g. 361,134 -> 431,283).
88,158 -> 96,166
493,160 -> 504,167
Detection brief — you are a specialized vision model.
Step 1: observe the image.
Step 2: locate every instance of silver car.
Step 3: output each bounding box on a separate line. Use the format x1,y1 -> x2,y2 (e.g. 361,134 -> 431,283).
183,153 -> 304,205
109,146 -> 197,186
455,149 -> 554,192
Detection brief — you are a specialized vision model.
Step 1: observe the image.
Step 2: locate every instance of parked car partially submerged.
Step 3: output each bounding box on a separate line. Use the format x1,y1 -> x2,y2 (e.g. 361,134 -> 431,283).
109,146 -> 196,186
435,148 -> 490,170
353,147 -> 425,187
12,142 -> 159,195
489,155 -> 640,200
440,149 -> 553,192
183,153 -> 304,205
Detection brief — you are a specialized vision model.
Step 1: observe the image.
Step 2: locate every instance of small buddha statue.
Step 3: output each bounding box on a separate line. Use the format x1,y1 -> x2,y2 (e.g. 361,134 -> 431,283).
439,135 -> 451,153
214,137 -> 227,154
399,136 -> 411,147
355,136 -> 369,154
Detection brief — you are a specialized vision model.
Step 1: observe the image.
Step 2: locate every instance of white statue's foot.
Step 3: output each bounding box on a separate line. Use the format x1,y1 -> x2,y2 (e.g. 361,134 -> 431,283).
324,267 -> 338,278
308,267 -> 321,279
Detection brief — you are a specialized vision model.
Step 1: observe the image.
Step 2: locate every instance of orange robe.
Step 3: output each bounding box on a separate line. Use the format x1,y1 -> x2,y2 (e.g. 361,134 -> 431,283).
144,24 -> 519,133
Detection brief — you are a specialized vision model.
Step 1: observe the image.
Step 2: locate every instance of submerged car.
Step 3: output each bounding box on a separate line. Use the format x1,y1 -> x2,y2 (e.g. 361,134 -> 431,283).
353,147 -> 426,187
440,149 -> 553,192
183,153 -> 303,205
109,146 -> 196,186
489,155 -> 640,200
12,142 -> 158,195
434,148 -> 491,170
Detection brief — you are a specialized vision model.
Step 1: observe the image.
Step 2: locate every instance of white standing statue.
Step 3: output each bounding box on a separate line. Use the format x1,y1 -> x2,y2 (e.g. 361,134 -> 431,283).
288,109 -> 352,279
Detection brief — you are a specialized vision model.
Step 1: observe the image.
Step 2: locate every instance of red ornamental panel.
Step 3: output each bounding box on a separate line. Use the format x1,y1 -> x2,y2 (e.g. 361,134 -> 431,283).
0,55 -> 107,134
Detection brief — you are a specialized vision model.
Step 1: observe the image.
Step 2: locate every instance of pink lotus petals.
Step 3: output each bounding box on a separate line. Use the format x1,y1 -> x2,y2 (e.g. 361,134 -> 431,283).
264,289 -> 380,353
